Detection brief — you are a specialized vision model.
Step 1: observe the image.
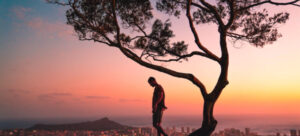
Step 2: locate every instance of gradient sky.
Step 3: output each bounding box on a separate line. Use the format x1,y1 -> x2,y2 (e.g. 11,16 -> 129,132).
1,0 -> 300,120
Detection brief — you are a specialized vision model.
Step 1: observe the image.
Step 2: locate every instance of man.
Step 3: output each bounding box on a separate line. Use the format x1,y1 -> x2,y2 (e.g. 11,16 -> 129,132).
148,77 -> 168,136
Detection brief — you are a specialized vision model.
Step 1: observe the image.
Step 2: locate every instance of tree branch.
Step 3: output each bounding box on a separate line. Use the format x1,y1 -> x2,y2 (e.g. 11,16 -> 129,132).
118,45 -> 209,98
150,51 -> 218,62
186,0 -> 220,62
134,22 -> 147,36
79,37 -> 111,46
225,0 -> 236,30
112,0 -> 121,46
131,21 -> 220,62
46,0 -> 70,6
199,0 -> 225,27
227,32 -> 252,42
70,0 -> 114,45
238,0 -> 300,11
191,2 -> 211,12
173,0 -> 211,12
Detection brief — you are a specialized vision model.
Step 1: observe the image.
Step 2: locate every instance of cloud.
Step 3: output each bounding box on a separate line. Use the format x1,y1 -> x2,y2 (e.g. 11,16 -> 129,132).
38,92 -> 72,101
51,92 -> 72,96
119,98 -> 146,103
85,96 -> 111,100
12,7 -> 32,19
26,17 -> 74,39
1,89 -> 31,97
4,89 -> 31,94
10,6 -> 75,40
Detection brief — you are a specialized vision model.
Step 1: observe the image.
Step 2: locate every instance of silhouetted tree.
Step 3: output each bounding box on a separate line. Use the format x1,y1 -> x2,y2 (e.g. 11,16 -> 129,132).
48,0 -> 300,135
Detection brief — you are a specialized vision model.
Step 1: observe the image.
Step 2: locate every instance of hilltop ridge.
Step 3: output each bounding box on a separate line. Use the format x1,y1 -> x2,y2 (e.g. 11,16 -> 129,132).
28,117 -> 133,131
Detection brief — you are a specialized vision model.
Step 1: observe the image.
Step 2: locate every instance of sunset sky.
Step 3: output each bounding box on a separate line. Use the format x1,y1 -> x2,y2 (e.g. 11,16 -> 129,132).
1,0 -> 300,120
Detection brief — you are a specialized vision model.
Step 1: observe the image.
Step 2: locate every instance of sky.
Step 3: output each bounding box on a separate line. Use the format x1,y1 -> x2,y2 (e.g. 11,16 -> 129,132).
0,0 -> 300,121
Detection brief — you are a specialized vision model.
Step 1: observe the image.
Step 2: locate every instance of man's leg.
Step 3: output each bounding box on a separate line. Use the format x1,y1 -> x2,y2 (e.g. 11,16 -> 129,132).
153,112 -> 161,136
156,110 -> 168,136
155,124 -> 167,136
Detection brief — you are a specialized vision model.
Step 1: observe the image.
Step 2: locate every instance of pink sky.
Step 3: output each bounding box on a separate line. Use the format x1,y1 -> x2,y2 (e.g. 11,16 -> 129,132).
1,1 -> 300,120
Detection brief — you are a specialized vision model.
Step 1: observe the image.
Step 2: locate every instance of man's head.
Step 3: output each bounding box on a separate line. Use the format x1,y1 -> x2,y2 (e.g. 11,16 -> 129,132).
148,77 -> 157,87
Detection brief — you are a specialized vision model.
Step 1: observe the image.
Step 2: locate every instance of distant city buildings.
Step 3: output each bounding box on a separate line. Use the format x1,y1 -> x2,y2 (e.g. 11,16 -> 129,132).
275,129 -> 300,136
212,128 -> 259,136
1,127 -> 300,136
290,129 -> 297,136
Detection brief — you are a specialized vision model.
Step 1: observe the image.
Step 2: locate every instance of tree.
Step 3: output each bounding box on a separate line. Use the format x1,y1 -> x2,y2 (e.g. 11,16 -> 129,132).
48,0 -> 300,135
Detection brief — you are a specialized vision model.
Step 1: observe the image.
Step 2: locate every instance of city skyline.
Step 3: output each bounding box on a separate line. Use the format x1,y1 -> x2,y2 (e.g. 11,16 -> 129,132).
0,116 -> 299,136
1,125 -> 300,136
1,0 -> 300,121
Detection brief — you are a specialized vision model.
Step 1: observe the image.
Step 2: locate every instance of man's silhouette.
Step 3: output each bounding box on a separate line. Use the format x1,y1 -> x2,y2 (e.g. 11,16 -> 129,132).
148,77 -> 168,136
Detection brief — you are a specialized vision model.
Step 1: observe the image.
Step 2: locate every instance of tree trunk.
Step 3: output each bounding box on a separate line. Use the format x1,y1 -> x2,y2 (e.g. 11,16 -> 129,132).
189,98 -> 217,136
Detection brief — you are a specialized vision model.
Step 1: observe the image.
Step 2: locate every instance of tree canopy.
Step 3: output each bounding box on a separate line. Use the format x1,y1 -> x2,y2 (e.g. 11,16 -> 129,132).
49,0 -> 297,55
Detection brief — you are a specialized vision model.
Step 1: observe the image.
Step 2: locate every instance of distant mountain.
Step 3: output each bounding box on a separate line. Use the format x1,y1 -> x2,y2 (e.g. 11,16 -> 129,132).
28,117 -> 133,131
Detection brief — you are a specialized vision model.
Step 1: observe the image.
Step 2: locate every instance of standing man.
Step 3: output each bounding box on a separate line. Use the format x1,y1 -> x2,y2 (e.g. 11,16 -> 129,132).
148,77 -> 168,136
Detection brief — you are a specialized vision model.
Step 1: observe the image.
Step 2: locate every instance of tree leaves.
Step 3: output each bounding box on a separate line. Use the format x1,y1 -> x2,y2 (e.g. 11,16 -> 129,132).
229,9 -> 289,47
57,0 -> 295,61
117,0 -> 153,31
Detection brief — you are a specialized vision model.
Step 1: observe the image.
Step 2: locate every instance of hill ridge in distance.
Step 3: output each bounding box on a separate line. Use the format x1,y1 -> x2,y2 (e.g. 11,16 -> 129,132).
28,117 -> 133,131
